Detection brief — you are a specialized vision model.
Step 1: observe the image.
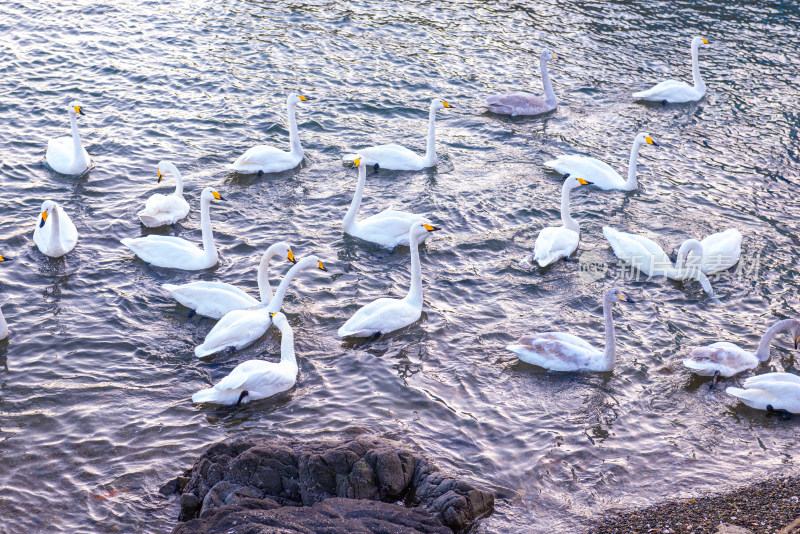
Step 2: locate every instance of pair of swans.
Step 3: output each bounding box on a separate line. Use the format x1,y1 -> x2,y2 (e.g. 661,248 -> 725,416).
545,133 -> 659,191
45,102 -> 91,176
342,99 -> 452,171
137,162 -> 190,227
163,242 -> 296,319
684,319 -> 800,387
194,256 -> 327,358
227,93 -> 310,174
343,157 -> 432,248
602,227 -> 742,297
192,312 -> 297,405
121,187 -> 223,270
486,49 -> 557,117
506,288 -> 634,371
338,222 -> 438,338
533,174 -> 592,267
633,37 -> 710,104
34,201 -> 78,258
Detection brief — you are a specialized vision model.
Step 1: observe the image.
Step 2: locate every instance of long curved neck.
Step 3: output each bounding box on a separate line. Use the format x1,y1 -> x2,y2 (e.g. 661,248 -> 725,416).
343,164 -> 366,231
0,307 -> 6,338
49,208 -> 63,253
626,138 -> 643,189
69,111 -> 84,168
286,101 -> 302,156
277,323 -> 297,367
754,319 -> 795,361
600,293 -> 617,371
540,58 -> 556,106
199,197 -> 217,263
267,260 -> 313,313
404,233 -> 424,308
560,182 -> 579,232
166,164 -> 184,196
423,105 -> 437,166
691,42 -> 704,91
257,250 -> 276,303
675,239 -> 703,271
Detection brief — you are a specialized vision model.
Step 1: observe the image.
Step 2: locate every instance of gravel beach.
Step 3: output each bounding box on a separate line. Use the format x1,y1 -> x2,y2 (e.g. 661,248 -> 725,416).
593,476 -> 800,534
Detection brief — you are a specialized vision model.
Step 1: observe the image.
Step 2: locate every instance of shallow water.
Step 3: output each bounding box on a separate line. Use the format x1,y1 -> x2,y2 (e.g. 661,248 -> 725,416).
1,0 -> 800,532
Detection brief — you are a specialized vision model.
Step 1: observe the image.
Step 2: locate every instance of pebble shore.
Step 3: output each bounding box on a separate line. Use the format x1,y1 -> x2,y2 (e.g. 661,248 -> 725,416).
593,476 -> 800,534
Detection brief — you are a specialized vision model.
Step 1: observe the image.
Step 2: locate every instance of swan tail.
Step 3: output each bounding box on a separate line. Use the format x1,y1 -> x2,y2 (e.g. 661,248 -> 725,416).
120,238 -> 135,248
725,386 -> 773,410
192,387 -> 245,405
194,344 -> 216,358
543,159 -> 568,173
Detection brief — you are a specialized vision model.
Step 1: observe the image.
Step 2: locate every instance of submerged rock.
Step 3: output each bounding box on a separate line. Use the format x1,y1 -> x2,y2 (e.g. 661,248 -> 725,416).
163,435 -> 494,533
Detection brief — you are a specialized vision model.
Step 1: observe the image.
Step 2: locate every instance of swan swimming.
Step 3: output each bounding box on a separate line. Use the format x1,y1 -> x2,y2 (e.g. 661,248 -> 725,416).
602,227 -> 717,297
194,256 -> 327,358
544,133 -> 659,191
343,157 -> 431,248
685,319 -> 800,388
342,99 -> 451,171
34,200 -> 78,258
45,102 -> 91,176
192,312 -> 298,405
486,49 -> 557,116
533,174 -> 592,267
227,93 -> 310,174
121,187 -> 223,270
163,242 -> 296,319
726,372 -> 800,416
137,161 -> 191,227
339,222 -> 438,338
633,37 -> 709,104
506,288 -> 634,372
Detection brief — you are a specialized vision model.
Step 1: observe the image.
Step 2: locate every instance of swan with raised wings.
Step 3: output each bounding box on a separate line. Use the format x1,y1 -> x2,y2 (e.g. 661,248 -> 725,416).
34,201 -> 78,258
486,49 -> 557,116
45,102 -> 91,176
633,37 -> 709,103
137,161 -> 191,227
533,174 -> 592,267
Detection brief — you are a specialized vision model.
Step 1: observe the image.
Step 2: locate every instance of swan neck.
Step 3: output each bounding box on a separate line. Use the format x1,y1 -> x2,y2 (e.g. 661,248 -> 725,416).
343,164 -> 367,231
49,208 -> 63,253
257,251 -> 275,303
0,307 -> 6,338
69,111 -> 84,168
287,101 -> 303,157
691,41 -> 704,90
199,197 -> 218,264
267,260 -> 311,313
540,58 -> 556,105
424,105 -> 437,166
601,293 -> 617,370
626,138 -> 643,188
169,164 -> 184,196
755,319 -> 795,361
405,233 -> 424,308
560,182 -> 579,232
278,323 -> 297,367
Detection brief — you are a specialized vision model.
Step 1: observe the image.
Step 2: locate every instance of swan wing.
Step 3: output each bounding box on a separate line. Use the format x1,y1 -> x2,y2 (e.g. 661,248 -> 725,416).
228,145 -> 301,173
214,360 -> 276,391
163,282 -> 258,319
683,342 -> 756,376
743,372 -> 800,388
344,144 -> 425,171
486,93 -> 553,116
338,297 -> 420,337
700,229 -> 742,274
543,155 -> 624,189
633,80 -> 697,102
602,227 -> 670,276
138,193 -> 190,226
507,331 -> 602,371
353,212 -> 430,247
121,236 -> 205,266
533,226 -> 579,267
195,309 -> 270,357
727,377 -> 800,413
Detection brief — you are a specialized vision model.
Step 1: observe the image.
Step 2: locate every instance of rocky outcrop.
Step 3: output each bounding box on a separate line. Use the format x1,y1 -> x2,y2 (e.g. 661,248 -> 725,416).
162,436 -> 494,533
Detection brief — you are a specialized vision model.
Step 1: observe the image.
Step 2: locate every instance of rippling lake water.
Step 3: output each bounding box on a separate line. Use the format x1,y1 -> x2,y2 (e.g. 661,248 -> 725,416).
1,0 -> 800,532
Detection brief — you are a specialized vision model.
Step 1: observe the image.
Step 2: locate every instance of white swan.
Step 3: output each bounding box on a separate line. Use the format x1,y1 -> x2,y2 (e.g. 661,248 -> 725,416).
227,93 -> 309,174
33,200 -> 78,258
343,156 -> 432,248
533,174 -> 592,267
633,37 -> 709,103
685,319 -> 800,387
486,49 -> 557,116
602,227 -> 717,297
137,161 -> 191,227
506,288 -> 634,371
0,254 -> 7,340
162,242 -> 295,319
342,99 -> 451,171
45,102 -> 91,176
726,372 -> 800,415
121,187 -> 223,270
544,133 -> 659,191
192,312 -> 298,405
195,256 -> 327,358
692,229 -> 742,275
338,222 -> 438,338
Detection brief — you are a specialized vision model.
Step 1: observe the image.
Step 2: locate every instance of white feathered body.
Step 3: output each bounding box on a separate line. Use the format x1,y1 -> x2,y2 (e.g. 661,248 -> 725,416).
227,145 -> 303,174
343,144 -> 428,171
533,226 -> 579,267
486,93 -> 554,117
163,282 -> 259,320
726,373 -> 800,413
338,297 -> 421,338
195,308 -> 272,358
602,227 -> 672,277
698,229 -> 742,274
683,342 -> 758,378
33,206 -> 78,258
633,80 -> 704,104
45,136 -> 91,176
348,210 -> 431,248
191,359 -> 296,404
121,236 -> 215,270
544,156 -> 630,191
506,332 -> 608,372
137,193 -> 190,227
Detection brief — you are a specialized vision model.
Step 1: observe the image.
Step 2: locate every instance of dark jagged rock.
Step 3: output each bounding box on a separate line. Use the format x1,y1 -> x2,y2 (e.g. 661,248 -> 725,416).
164,435 -> 493,533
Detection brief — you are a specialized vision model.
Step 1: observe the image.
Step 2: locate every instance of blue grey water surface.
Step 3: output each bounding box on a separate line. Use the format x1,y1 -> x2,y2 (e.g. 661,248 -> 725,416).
1,0 -> 800,532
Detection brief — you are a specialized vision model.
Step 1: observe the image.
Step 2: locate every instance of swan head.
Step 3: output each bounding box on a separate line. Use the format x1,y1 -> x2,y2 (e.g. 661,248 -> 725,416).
287,93 -> 310,105
693,37 -> 710,47
410,221 -> 440,241
201,187 -> 224,202
562,173 -> 593,189
294,255 -> 327,272
39,200 -> 57,228
353,156 -> 380,173
430,99 -> 452,111
608,288 -> 634,304
785,319 -> 800,349
267,242 -> 296,264
69,101 -> 85,116
635,133 -> 659,147
540,49 -> 554,62
269,312 -> 288,328
156,161 -> 180,183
